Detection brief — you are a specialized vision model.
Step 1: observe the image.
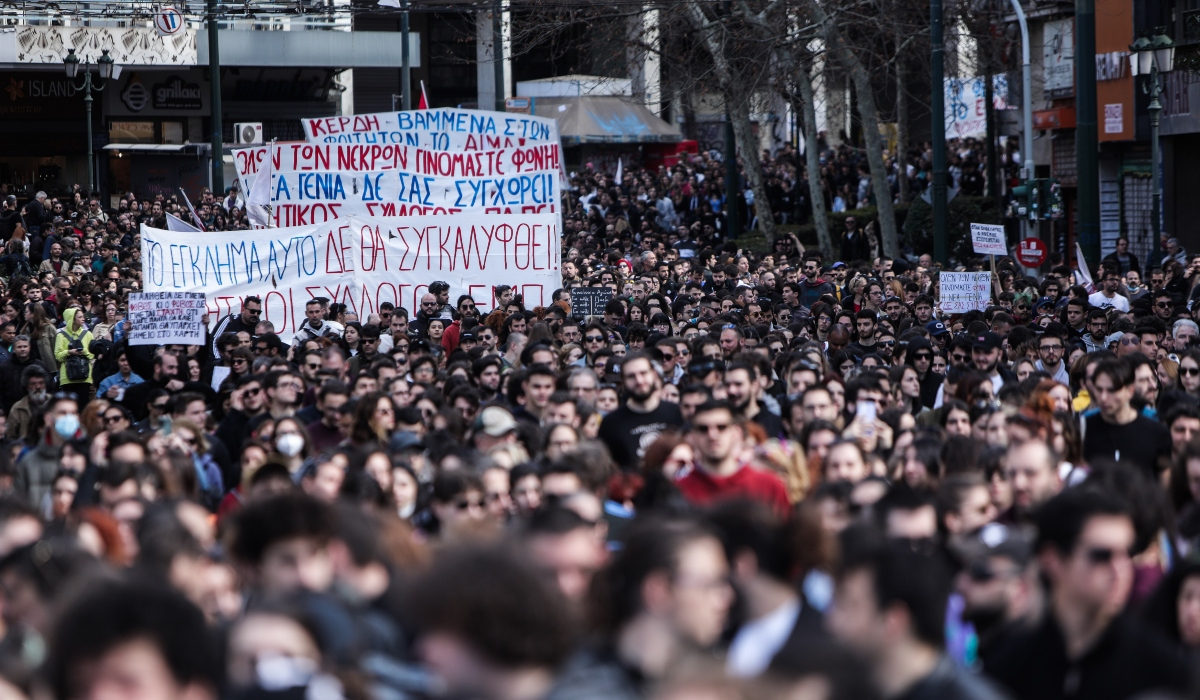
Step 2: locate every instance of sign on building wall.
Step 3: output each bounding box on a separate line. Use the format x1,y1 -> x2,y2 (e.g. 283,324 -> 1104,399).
1044,19 -> 1075,98
0,26 -> 197,65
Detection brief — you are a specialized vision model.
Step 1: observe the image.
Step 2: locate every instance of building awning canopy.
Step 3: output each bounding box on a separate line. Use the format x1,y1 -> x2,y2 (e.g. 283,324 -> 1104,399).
533,96 -> 681,144
103,144 -> 208,153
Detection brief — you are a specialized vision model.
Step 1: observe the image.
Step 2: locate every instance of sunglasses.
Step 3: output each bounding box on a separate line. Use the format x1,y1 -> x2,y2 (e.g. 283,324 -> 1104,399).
455,498 -> 485,511
913,353 -> 932,360
1182,366 -> 1200,376
1157,302 -> 1172,309
877,340 -> 895,347
103,414 -> 125,423
1084,546 -> 1127,565
244,387 -> 262,396
585,335 -> 605,343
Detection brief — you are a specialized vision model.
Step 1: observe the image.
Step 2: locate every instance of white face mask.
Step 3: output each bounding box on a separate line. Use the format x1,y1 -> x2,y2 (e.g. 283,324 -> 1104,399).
275,433 -> 304,457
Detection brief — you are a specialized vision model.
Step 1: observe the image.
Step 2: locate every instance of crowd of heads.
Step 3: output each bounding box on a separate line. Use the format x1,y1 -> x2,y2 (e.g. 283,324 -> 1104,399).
0,164 -> 1194,700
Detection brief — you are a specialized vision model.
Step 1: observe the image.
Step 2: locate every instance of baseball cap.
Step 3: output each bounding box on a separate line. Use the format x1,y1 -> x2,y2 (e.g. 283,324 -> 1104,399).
460,331 -> 477,341
473,406 -> 518,437
1034,297 -> 1055,311
953,523 -> 1033,574
830,261 -> 848,269
925,320 -> 949,337
388,430 -> 424,452
972,331 -> 1002,351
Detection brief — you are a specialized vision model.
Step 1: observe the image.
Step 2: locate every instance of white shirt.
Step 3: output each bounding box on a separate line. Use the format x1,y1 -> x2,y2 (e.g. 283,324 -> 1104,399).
726,598 -> 802,678
1088,290 -> 1130,312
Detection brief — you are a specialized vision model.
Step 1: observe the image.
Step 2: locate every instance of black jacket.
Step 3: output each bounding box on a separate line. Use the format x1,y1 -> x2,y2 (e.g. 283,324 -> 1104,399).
987,613 -> 1188,700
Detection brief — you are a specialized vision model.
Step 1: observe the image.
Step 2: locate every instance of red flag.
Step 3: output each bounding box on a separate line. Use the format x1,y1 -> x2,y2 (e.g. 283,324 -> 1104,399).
418,80 -> 428,109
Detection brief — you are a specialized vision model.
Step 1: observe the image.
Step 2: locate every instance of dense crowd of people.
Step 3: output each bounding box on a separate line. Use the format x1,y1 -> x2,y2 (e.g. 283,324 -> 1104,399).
0,157 -> 1194,700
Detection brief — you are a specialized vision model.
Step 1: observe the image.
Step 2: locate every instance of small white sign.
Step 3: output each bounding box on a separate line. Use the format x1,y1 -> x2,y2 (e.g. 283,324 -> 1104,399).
941,272 -> 992,314
1104,103 -> 1123,134
970,222 -> 1007,256
128,292 -> 207,346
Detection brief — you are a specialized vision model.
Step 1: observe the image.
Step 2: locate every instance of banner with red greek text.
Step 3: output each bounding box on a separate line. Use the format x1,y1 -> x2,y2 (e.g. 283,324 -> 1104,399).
301,108 -> 559,149
140,214 -> 561,335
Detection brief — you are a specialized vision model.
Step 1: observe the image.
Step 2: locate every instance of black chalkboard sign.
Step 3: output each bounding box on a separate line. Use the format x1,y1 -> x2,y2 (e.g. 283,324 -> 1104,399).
571,287 -> 614,318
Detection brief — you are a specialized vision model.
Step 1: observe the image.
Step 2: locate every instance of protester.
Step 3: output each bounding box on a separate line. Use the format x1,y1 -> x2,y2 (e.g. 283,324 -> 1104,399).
0,167 -> 1194,700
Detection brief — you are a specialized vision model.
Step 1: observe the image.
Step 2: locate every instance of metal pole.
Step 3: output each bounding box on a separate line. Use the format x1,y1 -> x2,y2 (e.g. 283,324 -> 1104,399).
84,71 -> 94,196
208,0 -> 224,194
400,0 -> 411,110
1008,0 -> 1034,244
931,0 -> 947,263
725,112 -> 740,239
1150,67 -> 1163,268
1075,0 -> 1100,264
493,0 -> 505,111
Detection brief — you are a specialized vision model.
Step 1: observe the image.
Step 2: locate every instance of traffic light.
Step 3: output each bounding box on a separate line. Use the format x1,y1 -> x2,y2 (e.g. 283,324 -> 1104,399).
1010,179 -> 1063,221
1039,178 -> 1063,219
1011,181 -> 1033,219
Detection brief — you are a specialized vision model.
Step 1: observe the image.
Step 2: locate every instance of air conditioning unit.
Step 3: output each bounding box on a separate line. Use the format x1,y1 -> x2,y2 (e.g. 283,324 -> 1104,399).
235,122 -> 263,145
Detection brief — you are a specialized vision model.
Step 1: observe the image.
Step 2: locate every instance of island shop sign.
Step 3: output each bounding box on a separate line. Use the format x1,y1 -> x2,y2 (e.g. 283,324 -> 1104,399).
0,73 -> 84,119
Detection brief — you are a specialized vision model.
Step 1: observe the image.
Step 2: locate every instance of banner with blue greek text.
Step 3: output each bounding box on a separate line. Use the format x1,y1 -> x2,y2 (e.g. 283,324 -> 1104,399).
301,108 -> 559,149
140,214 -> 561,335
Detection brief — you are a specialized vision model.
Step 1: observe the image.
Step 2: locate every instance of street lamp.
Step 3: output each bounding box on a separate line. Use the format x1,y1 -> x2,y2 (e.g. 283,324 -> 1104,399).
62,48 -> 114,197
1130,29 -> 1175,269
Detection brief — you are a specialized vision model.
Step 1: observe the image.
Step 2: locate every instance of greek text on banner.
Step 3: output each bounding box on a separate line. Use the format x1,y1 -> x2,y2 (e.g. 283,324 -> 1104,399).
127,292 -> 208,346
139,214 -> 561,335
940,272 -> 992,314
302,108 -> 559,149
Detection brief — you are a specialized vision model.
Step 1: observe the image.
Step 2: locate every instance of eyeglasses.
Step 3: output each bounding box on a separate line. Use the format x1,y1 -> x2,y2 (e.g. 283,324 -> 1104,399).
1040,344 -> 1063,352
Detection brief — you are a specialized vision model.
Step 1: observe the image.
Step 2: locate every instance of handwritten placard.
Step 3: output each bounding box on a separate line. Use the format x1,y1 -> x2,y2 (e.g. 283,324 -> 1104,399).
940,272 -> 992,314
127,292 -> 208,345
571,287 -> 614,318
970,223 -> 1007,256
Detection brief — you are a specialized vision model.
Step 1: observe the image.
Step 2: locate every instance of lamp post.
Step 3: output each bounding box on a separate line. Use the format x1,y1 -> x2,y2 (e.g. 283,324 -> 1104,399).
63,47 -> 114,197
1130,30 -> 1175,270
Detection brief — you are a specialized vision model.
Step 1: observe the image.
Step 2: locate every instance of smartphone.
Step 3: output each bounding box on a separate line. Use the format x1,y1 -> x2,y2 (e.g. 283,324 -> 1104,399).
856,400 -> 877,424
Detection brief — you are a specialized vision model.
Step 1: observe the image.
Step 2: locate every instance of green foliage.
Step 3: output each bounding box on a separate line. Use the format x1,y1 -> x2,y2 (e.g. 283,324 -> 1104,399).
792,205 -> 913,252
902,195 -> 1003,260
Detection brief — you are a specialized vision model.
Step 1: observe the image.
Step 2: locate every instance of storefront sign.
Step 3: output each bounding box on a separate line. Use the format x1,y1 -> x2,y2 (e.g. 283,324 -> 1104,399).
153,77 -> 202,110
0,72 -> 84,120
6,26 -> 196,65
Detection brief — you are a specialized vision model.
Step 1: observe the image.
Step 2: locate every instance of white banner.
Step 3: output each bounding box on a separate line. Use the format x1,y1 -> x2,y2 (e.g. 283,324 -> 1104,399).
267,169 -> 560,226
127,292 -> 208,345
140,214 -> 561,334
302,108 -> 559,149
944,76 -> 1009,140
240,142 -> 563,225
940,272 -> 992,314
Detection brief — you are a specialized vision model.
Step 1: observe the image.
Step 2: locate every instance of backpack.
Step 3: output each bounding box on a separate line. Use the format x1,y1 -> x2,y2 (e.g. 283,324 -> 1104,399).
59,330 -> 89,382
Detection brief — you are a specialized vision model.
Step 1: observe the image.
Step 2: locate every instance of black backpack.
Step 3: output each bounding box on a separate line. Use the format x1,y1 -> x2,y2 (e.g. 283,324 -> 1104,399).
59,330 -> 89,382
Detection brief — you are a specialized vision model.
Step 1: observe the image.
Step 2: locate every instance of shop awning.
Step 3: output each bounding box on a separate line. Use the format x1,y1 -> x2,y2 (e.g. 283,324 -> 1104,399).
102,144 -> 208,153
532,96 -> 681,144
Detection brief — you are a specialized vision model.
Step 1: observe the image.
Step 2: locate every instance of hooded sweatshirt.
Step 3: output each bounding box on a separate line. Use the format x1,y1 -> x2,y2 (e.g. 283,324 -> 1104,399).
54,307 -> 95,385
